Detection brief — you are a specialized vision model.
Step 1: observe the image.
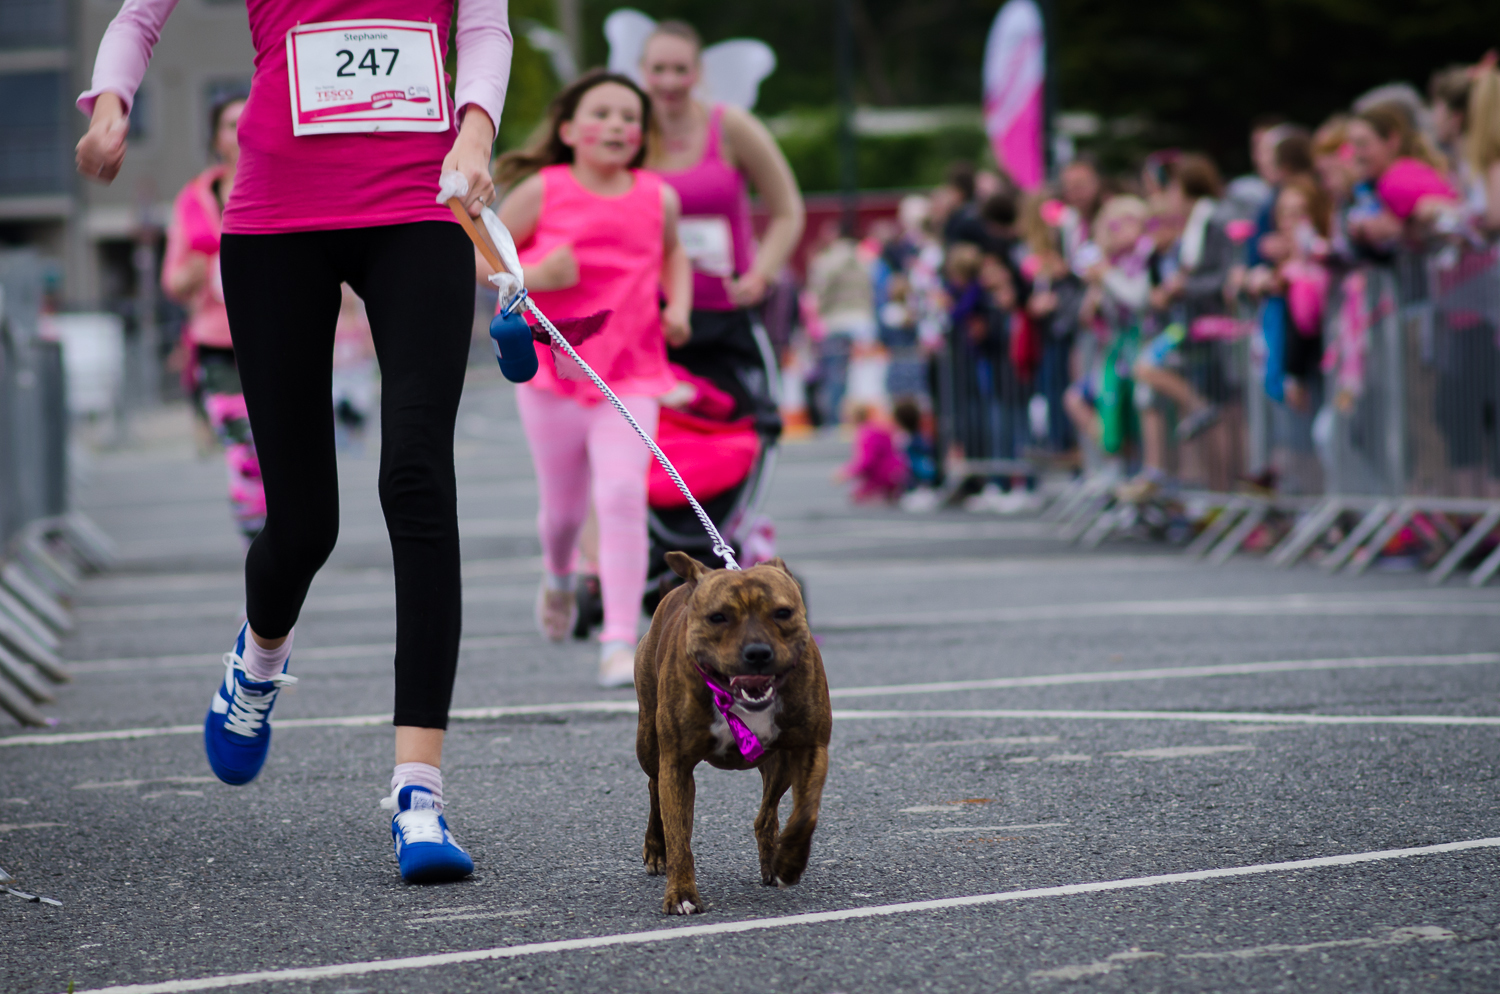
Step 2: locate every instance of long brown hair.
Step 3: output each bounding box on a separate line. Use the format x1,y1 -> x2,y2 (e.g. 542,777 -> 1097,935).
1356,102 -> 1445,169
494,70 -> 654,185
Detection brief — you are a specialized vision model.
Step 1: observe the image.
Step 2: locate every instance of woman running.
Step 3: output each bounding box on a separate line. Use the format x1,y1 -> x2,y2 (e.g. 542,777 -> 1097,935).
640,21 -> 804,404
161,93 -> 265,544
490,71 -> 691,688
76,0 -> 511,883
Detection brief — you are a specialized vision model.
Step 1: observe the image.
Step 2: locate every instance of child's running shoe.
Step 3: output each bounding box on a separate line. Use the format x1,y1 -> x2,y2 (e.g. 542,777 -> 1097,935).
203,623 -> 296,786
383,785 -> 474,883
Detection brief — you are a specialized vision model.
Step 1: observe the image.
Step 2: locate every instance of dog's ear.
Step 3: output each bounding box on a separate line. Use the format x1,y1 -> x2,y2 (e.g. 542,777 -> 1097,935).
761,557 -> 790,574
665,551 -> 710,583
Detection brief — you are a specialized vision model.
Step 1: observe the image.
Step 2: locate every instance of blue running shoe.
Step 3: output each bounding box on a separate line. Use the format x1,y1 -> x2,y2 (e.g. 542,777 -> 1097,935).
384,785 -> 474,884
203,624 -> 296,786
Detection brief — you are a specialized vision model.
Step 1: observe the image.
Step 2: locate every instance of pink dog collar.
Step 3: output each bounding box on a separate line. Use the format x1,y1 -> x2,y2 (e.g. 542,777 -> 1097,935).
696,665 -> 765,763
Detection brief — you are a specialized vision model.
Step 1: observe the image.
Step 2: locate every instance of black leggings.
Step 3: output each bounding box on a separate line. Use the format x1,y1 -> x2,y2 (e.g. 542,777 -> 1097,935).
221,221 -> 473,729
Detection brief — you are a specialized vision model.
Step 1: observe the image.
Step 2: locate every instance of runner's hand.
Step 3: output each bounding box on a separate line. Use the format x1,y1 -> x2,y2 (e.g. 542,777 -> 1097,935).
77,93 -> 128,184
529,244 -> 579,291
663,304 -> 692,347
442,108 -> 495,217
727,271 -> 768,307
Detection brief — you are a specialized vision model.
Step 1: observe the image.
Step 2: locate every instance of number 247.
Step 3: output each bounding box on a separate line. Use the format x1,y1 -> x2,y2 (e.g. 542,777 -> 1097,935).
337,48 -> 398,76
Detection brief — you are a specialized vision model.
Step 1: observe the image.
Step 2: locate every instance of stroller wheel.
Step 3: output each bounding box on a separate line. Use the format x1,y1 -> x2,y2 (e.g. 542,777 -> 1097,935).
573,574 -> 603,640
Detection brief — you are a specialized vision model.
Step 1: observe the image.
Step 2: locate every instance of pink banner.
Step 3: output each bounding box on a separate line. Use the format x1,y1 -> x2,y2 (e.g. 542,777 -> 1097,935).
983,0 -> 1045,191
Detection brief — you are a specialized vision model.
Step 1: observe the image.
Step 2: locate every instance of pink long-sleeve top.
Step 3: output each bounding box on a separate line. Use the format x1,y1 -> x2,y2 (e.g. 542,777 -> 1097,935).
80,0 -> 512,234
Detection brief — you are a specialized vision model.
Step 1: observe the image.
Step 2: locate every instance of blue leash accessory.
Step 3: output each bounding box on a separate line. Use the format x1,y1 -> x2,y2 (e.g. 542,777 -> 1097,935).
489,288 -> 538,382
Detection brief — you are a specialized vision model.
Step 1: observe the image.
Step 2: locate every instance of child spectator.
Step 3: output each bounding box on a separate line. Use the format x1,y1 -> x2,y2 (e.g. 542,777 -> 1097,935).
1066,195 -> 1150,460
893,396 -> 937,492
837,402 -> 906,503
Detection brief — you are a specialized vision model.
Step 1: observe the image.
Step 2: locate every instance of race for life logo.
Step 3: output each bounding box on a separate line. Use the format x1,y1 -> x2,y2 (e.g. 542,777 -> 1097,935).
287,19 -> 451,136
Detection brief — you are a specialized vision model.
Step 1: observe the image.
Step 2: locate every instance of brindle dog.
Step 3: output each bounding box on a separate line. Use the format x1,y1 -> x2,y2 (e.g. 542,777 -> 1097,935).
634,552 -> 831,915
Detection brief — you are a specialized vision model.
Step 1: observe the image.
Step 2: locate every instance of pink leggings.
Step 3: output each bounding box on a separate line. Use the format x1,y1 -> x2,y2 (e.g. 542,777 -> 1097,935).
516,386 -> 660,644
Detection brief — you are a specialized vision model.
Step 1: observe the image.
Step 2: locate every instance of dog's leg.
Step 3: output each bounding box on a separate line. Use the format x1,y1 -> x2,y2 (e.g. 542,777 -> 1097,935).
637,712 -> 665,875
658,757 -> 703,914
755,754 -> 794,886
643,776 -> 665,875
770,745 -> 829,888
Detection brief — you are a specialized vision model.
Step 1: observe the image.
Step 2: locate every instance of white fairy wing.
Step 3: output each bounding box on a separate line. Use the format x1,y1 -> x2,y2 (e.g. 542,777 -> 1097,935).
698,39 -> 776,110
604,8 -> 657,82
521,20 -> 577,83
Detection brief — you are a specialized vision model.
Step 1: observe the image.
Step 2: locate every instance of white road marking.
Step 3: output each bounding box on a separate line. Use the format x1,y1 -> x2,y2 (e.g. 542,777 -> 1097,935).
927,822 -> 1068,834
1045,754 -> 1092,763
7,701 -> 1498,749
76,584 -> 536,624
74,776 -> 217,790
0,822 -> 64,833
1107,745 -> 1255,760
64,838 -> 1500,994
1031,925 -> 1456,981
66,634 -> 532,674
1032,948 -> 1165,980
816,597 -> 1500,631
1177,924 -> 1456,960
831,709 -> 1500,727
902,736 -> 1061,748
899,801 -> 995,813
826,653 -> 1500,699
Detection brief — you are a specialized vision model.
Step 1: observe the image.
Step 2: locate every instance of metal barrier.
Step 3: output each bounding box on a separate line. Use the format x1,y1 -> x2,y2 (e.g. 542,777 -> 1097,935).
934,314 -> 1034,491
0,250 -> 116,726
1031,241 -> 1500,584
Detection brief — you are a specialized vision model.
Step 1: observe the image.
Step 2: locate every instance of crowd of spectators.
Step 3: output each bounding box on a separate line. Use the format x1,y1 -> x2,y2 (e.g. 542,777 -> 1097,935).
800,56 -> 1500,508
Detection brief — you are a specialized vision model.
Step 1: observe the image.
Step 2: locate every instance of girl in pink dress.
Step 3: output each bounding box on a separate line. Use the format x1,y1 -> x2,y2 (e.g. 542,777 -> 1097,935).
161,95 -> 266,543
77,0 -> 512,883
491,71 -> 691,688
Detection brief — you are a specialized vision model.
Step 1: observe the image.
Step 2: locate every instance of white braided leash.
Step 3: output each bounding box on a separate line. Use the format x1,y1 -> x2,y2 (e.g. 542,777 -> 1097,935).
522,297 -> 742,571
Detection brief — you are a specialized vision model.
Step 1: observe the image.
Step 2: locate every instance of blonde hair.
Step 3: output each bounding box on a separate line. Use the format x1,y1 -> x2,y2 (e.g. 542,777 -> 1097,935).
1468,67 -> 1500,175
1096,194 -> 1148,229
643,20 -> 702,60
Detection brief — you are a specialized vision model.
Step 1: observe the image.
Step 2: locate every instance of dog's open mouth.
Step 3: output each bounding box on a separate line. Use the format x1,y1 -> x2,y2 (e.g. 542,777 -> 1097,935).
729,675 -> 779,712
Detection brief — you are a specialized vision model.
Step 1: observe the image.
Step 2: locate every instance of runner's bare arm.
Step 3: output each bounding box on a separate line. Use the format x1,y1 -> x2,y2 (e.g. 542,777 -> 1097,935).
720,105 -> 805,304
660,184 -> 692,346
495,174 -> 577,291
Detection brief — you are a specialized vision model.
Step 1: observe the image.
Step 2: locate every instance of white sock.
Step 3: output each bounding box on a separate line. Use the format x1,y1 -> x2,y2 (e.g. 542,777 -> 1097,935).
391,762 -> 444,810
545,572 -> 574,593
242,627 -> 294,683
600,640 -> 634,664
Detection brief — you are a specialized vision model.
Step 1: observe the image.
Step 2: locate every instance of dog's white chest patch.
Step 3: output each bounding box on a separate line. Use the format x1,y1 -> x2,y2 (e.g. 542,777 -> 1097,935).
709,700 -> 783,757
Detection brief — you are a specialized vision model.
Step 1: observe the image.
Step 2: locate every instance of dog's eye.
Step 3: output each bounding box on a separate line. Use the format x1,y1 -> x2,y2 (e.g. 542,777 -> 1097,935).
708,612 -> 728,624
773,607 -> 794,621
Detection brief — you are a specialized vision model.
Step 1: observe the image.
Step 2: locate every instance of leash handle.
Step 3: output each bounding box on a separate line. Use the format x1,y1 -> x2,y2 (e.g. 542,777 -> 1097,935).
523,297 -> 742,571
446,197 -> 505,273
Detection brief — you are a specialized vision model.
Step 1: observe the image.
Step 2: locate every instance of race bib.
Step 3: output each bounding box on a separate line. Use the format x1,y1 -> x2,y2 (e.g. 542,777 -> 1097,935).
286,19 -> 451,136
678,216 -> 735,278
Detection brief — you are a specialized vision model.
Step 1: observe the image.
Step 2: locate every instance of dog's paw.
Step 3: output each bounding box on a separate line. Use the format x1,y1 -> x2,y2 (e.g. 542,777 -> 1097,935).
662,886 -> 703,915
643,850 -> 665,876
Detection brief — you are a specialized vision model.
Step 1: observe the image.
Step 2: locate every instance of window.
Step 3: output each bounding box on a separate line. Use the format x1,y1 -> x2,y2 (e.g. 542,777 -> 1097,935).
0,71 -> 69,197
0,0 -> 67,49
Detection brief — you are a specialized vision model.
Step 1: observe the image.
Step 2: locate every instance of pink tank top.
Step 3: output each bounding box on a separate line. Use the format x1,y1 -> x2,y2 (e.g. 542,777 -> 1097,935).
517,165 -> 676,401
223,0 -> 458,234
654,105 -> 755,312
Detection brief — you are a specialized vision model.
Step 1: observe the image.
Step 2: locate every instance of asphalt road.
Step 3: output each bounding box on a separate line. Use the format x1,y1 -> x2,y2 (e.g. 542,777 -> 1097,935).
5,368 -> 1500,994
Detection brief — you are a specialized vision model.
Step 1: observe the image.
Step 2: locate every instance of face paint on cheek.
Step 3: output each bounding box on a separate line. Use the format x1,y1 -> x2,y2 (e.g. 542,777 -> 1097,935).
620,124 -> 642,152
572,121 -> 607,148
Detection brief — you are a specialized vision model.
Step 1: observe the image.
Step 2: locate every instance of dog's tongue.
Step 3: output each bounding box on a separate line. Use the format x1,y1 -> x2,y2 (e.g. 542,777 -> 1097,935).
730,675 -> 774,696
